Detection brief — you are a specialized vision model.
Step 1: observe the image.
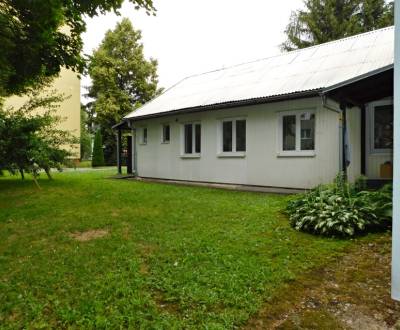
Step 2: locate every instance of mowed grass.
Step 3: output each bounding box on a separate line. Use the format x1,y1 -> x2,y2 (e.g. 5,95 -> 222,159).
0,170 -> 354,329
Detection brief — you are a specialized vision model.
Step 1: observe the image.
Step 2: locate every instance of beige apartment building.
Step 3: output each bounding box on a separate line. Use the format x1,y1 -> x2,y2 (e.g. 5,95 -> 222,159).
5,67 -> 81,160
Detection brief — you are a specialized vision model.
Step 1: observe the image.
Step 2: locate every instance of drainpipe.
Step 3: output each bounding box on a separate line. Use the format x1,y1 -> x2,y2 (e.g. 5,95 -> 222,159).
340,102 -> 348,179
392,0 -> 400,301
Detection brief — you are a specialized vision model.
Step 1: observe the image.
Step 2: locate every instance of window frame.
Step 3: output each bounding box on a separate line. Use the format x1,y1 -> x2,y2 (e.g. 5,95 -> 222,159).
277,110 -> 316,157
139,127 -> 148,145
368,100 -> 393,154
161,123 -> 171,144
218,117 -> 247,158
180,121 -> 201,158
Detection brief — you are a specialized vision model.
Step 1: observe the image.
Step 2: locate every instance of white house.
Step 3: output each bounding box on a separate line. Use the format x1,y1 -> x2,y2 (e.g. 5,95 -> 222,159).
115,26 -> 394,190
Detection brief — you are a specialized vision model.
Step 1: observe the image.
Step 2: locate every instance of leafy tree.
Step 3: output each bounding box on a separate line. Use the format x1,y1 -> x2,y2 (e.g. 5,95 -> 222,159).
92,130 -> 105,167
0,0 -> 155,97
80,104 -> 92,160
281,0 -> 394,51
0,91 -> 78,187
88,18 -> 161,164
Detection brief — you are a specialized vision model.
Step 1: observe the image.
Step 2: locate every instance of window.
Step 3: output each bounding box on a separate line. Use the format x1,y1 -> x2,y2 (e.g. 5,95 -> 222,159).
221,118 -> 246,154
279,111 -> 315,155
373,104 -> 393,151
182,123 -> 201,155
162,124 -> 170,143
140,127 -> 147,145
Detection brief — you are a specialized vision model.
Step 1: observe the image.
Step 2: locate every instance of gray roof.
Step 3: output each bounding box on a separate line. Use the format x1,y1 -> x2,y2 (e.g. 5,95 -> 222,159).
125,26 -> 394,120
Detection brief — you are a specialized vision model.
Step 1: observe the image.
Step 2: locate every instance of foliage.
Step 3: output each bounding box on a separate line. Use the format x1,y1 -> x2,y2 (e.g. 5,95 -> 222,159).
0,170 -> 356,328
87,18 -> 161,164
92,130 -> 105,167
0,0 -> 155,96
281,0 -> 394,51
0,90 -> 78,185
80,104 -> 92,160
287,174 -> 392,237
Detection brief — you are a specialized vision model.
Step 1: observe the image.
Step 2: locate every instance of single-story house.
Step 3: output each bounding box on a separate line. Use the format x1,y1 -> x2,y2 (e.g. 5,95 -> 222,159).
114,26 -> 394,190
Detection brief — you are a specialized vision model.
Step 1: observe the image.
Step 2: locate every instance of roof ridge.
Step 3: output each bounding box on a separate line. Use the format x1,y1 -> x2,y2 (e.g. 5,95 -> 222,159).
178,25 -> 394,82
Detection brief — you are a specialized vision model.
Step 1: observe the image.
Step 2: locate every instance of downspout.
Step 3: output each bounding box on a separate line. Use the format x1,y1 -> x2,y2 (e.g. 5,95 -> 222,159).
340,102 -> 348,179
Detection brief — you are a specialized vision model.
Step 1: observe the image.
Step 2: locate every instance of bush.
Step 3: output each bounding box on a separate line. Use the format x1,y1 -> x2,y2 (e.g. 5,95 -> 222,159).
92,130 -> 105,167
286,174 -> 392,237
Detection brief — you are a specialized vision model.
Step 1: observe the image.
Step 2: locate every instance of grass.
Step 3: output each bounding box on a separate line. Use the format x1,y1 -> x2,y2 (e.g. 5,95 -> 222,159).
0,170 -> 368,329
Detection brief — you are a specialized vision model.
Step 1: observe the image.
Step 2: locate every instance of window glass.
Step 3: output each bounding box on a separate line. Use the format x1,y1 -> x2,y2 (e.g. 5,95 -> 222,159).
143,128 -> 147,144
163,124 -> 170,143
184,124 -> 193,154
236,120 -> 246,152
223,121 -> 233,152
282,115 -> 296,151
374,105 -> 393,149
300,113 -> 315,150
195,124 -> 201,153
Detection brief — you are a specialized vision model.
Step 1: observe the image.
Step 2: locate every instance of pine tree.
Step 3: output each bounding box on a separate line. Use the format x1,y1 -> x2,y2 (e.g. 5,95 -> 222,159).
281,0 -> 394,51
92,130 -> 105,167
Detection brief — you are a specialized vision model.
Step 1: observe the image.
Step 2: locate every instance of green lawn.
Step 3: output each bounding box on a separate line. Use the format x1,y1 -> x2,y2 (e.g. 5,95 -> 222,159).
0,170 -> 356,329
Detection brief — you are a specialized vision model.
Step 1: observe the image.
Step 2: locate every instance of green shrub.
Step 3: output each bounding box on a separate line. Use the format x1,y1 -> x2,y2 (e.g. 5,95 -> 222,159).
92,130 -> 105,167
286,174 -> 392,237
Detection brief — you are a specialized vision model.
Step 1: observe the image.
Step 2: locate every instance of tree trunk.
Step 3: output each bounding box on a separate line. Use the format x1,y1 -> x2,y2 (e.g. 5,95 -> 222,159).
19,169 -> 24,180
32,174 -> 41,190
45,168 -> 53,180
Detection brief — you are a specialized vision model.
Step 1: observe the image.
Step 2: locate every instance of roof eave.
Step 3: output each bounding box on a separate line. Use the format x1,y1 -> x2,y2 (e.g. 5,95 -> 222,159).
321,64 -> 394,95
125,89 -> 322,121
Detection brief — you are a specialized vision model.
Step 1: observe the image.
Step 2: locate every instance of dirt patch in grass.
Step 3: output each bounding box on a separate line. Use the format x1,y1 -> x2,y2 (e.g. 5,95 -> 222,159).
244,234 -> 400,330
69,229 -> 109,242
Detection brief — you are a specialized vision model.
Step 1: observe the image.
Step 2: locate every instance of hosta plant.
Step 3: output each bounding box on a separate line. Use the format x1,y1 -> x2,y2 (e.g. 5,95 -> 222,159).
286,174 -> 392,237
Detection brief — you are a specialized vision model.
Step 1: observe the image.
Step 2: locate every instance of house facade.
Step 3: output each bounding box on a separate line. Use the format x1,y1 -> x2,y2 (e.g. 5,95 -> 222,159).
5,67 -> 81,160
116,27 -> 394,190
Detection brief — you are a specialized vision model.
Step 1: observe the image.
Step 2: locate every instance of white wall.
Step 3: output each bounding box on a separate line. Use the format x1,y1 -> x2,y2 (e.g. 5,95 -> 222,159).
132,97 -> 341,189
347,106 -> 362,182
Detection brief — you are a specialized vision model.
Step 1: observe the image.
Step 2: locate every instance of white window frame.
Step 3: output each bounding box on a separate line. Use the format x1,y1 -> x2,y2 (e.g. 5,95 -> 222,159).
161,123 -> 170,144
139,127 -> 147,145
367,99 -> 393,154
180,122 -> 201,158
217,117 -> 246,158
277,110 -> 316,157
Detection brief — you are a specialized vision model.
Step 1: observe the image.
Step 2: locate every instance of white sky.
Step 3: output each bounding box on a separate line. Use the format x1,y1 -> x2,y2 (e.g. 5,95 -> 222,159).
82,0 -> 304,100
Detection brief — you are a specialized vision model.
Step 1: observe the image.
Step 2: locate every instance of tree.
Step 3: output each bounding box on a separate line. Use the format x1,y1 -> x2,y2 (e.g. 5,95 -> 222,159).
92,130 -> 105,167
80,104 -> 92,160
281,0 -> 394,51
0,90 -> 78,187
0,0 -> 155,97
87,18 -> 162,164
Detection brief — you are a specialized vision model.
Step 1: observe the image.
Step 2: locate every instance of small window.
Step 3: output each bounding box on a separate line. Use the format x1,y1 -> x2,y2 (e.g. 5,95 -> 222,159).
221,119 -> 246,153
162,124 -> 170,143
183,123 -> 201,155
141,127 -> 147,145
279,111 -> 315,154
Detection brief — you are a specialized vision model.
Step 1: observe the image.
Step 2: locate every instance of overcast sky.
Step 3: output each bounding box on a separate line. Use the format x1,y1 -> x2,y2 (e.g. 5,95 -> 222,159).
82,0 -> 304,100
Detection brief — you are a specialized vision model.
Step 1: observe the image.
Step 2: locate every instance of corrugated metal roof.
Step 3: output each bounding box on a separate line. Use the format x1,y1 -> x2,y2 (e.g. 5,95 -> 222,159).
125,26 -> 394,120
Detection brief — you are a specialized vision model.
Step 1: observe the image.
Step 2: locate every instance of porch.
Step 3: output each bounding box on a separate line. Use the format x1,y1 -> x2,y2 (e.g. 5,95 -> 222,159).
324,66 -> 394,186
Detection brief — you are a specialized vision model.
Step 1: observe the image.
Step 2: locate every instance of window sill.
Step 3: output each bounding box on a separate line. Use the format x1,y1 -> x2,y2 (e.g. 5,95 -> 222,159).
161,141 -> 170,145
180,154 -> 201,159
217,152 -> 246,158
277,151 -> 316,158
139,143 -> 147,146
